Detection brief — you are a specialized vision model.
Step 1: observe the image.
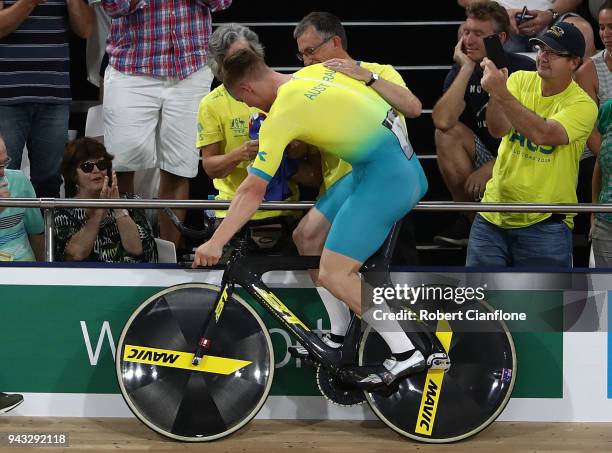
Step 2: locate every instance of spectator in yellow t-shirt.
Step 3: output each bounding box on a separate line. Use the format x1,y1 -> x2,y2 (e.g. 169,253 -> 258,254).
468,22 -> 597,267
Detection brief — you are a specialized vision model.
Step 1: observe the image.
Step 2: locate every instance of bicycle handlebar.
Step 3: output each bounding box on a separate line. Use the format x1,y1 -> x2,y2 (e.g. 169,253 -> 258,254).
164,207 -> 215,242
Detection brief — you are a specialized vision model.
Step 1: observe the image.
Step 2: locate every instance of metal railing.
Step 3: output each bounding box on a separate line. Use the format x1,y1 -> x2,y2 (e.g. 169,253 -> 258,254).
2,198 -> 612,262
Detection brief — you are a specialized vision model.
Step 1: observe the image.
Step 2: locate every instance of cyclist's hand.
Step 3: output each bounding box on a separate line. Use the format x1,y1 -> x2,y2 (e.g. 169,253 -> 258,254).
192,240 -> 223,267
234,140 -> 259,162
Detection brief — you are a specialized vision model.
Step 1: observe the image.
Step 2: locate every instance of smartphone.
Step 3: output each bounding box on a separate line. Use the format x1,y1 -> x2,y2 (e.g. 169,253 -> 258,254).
515,6 -> 535,24
107,167 -> 113,187
483,34 -> 509,69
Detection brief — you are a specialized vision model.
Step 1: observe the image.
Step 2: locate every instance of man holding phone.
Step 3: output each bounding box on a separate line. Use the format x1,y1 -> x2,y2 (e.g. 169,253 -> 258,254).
432,0 -> 534,247
470,22 -> 597,267
458,1 -> 595,57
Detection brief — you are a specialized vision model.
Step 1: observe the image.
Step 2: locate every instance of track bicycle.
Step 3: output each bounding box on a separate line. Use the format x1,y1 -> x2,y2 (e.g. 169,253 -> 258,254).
115,214 -> 516,443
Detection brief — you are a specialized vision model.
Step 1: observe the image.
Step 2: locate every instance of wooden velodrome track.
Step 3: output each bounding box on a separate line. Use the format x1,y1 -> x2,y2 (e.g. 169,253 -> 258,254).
0,418 -> 610,452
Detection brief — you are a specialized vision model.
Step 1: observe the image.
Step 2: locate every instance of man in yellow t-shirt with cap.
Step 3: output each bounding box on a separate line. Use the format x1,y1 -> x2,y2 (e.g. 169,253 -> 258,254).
469,22 -> 598,267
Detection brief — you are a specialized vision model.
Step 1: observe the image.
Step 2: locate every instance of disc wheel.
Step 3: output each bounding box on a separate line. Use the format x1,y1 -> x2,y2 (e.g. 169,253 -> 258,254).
116,283 -> 274,441
359,300 -> 516,443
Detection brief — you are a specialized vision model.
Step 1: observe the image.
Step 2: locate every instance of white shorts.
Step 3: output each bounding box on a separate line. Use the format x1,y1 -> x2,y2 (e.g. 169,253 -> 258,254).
103,65 -> 213,178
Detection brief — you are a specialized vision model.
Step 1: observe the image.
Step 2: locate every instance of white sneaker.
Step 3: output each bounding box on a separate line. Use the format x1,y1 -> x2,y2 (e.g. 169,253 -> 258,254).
382,350 -> 426,378
357,351 -> 426,389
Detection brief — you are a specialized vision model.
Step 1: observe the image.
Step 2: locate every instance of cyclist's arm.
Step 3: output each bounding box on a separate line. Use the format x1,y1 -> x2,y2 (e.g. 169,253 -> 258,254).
208,173 -> 267,247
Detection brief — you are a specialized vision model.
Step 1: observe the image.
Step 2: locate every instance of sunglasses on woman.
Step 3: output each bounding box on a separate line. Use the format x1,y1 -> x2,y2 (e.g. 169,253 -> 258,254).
79,159 -> 111,173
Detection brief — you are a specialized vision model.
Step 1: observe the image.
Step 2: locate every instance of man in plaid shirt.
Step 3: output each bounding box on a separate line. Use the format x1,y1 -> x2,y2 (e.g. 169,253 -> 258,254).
101,0 -> 232,246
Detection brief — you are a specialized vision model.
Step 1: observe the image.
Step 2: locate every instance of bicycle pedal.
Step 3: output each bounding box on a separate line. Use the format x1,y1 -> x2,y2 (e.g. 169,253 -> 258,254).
287,345 -> 308,360
287,346 -> 318,368
427,353 -> 451,371
340,365 -> 388,392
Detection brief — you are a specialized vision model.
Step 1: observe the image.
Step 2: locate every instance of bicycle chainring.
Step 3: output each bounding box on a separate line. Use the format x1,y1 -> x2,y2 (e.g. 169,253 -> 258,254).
316,364 -> 366,407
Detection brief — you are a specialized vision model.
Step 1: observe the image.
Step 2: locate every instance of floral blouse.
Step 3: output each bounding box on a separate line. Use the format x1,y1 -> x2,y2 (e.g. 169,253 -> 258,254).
53,194 -> 157,263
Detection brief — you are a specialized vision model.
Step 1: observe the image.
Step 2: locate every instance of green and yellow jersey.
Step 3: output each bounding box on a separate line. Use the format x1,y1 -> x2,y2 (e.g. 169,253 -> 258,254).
319,61 -> 409,191
251,63 -> 408,183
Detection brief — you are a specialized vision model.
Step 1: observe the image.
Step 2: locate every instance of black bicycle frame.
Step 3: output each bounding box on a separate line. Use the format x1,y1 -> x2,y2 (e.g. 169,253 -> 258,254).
191,223 -> 446,373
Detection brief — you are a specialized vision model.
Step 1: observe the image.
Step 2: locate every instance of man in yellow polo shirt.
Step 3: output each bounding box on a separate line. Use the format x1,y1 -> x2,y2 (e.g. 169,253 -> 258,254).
290,12 -> 423,352
470,22 -> 597,267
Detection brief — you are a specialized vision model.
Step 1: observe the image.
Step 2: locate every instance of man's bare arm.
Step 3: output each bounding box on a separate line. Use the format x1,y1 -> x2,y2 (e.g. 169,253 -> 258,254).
432,38 -> 475,131
67,0 -> 95,39
201,140 -> 259,179
481,58 -> 569,145
0,0 -> 43,39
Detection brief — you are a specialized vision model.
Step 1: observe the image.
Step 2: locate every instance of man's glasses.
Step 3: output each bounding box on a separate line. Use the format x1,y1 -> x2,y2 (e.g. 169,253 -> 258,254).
296,35 -> 333,61
0,156 -> 11,169
79,159 -> 111,173
534,44 -> 571,58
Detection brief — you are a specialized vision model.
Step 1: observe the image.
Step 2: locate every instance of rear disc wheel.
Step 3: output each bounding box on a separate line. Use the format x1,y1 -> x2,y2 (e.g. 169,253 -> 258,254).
359,301 -> 516,443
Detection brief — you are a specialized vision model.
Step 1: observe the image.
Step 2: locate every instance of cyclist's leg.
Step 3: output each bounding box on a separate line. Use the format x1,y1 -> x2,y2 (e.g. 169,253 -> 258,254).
293,172 -> 354,344
292,208 -> 331,261
319,208 -> 418,361
319,244 -> 424,382
293,171 -> 353,262
318,147 -> 428,378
